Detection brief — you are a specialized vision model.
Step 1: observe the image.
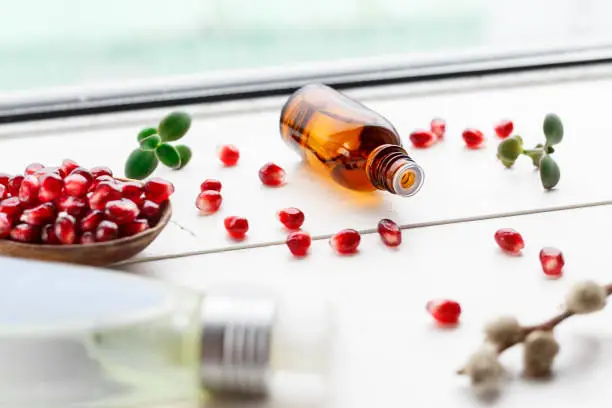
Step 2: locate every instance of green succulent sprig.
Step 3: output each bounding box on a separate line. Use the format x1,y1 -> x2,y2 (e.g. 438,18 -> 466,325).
496,113 -> 563,190
125,111 -> 193,179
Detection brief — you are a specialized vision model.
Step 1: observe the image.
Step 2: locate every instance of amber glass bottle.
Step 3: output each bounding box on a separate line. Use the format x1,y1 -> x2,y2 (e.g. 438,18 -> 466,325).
280,84 -> 424,196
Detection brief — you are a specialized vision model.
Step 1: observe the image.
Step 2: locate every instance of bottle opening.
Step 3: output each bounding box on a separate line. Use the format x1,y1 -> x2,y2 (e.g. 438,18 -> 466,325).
392,163 -> 425,197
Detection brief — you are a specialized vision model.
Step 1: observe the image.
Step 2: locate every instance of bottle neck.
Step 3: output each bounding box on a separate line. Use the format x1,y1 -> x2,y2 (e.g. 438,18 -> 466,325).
366,145 -> 425,197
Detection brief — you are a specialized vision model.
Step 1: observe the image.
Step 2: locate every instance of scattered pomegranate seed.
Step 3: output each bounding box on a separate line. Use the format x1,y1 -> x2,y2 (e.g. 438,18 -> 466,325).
494,228 -> 525,254
121,219 -> 149,237
462,128 -> 485,149
80,231 -> 96,244
54,213 -> 77,245
96,220 -> 119,242
286,231 -> 311,257
18,175 -> 40,205
89,175 -> 114,192
277,207 -> 305,230
144,178 -> 175,204
20,203 -> 56,226
59,159 -> 79,178
0,197 -> 22,219
89,181 -> 122,210
539,247 -> 565,278
0,173 -> 9,188
218,144 -> 240,166
140,200 -> 161,223
329,229 -> 361,254
430,118 -> 446,139
494,120 -> 514,139
63,174 -> 90,197
105,199 -> 139,225
90,166 -> 113,179
200,179 -> 222,192
41,224 -> 60,245
7,175 -> 24,197
0,185 -> 6,200
409,130 -> 436,148
224,216 -> 249,240
69,167 -> 94,184
377,218 -> 402,247
196,191 -> 222,215
57,196 -> 88,218
38,173 -> 63,202
0,213 -> 10,238
10,223 -> 40,243
25,163 -> 44,176
426,299 -> 461,325
259,163 -> 286,187
80,210 -> 104,232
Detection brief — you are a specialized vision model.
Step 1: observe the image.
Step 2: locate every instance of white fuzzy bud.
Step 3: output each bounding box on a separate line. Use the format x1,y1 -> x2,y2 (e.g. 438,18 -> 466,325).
565,281 -> 607,314
523,330 -> 559,377
484,316 -> 522,348
464,343 -> 504,393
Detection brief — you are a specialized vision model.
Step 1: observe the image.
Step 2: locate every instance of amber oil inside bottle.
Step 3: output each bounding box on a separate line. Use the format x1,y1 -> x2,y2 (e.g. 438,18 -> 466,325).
280,84 -> 424,196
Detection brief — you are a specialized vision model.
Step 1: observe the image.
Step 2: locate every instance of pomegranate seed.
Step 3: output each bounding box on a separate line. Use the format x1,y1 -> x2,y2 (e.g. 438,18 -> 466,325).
63,174 -> 90,197
200,179 -> 222,192
377,218 -> 402,247
430,118 -> 446,139
462,128 -> 485,149
105,199 -> 139,225
89,181 -> 122,210
196,191 -> 222,215
144,178 -> 175,204
277,207 -> 305,230
0,173 -> 9,188
0,197 -> 22,220
426,299 -> 461,325
20,203 -> 55,226
259,163 -> 286,187
10,223 -> 40,243
140,200 -> 161,223
89,175 -> 114,192
0,185 -> 6,200
38,173 -> 63,202
494,120 -> 514,139
54,213 -> 77,245
218,144 -> 240,166
18,175 -> 40,205
0,213 -> 10,238
7,175 -> 24,197
409,130 -> 436,148
120,181 -> 144,207
539,247 -> 565,278
80,231 -> 96,244
90,166 -> 113,179
59,159 -> 79,178
34,167 -> 60,179
80,210 -> 104,232
329,229 -> 361,254
95,220 -> 119,242
57,196 -> 87,218
494,228 -> 525,254
69,167 -> 94,184
224,216 -> 249,240
41,224 -> 60,245
121,219 -> 149,237
286,231 -> 311,257
25,163 -> 44,175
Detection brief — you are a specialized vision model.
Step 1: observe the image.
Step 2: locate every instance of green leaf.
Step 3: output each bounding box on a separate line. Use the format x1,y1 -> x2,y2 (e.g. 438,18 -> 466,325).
158,111 -> 191,142
175,145 -> 192,169
139,134 -> 162,151
137,127 -> 157,143
543,113 -> 563,145
539,155 -> 560,190
497,135 -> 523,164
155,143 -> 182,169
125,148 -> 158,180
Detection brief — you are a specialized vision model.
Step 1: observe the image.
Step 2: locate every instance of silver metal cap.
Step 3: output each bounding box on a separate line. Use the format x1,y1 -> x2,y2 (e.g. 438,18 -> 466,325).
199,295 -> 277,396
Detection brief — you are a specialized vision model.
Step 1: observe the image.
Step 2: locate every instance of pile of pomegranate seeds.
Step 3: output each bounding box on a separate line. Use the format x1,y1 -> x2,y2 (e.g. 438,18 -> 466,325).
277,207 -> 304,230
286,231 -> 311,257
377,218 -> 402,247
539,247 -> 564,278
494,228 -> 525,254
218,145 -> 240,167
259,163 -> 286,186
329,229 -> 361,254
0,161 -> 173,245
462,128 -> 485,149
224,216 -> 249,240
494,120 -> 514,139
426,299 -> 461,325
